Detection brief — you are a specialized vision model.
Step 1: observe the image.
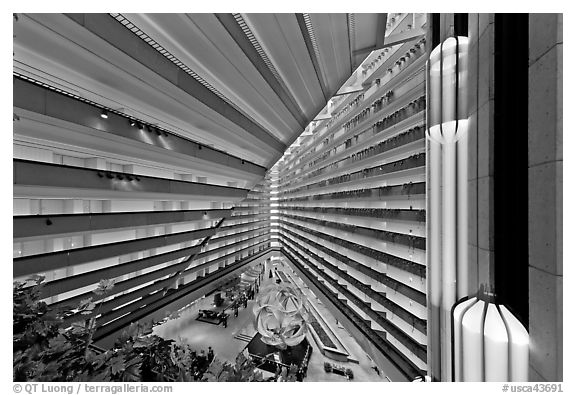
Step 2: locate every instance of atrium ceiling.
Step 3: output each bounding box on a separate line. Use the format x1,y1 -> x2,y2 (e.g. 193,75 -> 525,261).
13,13 -> 388,172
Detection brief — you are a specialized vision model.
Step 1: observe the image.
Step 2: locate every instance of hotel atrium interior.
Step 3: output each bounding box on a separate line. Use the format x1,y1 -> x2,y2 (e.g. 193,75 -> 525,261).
12,12 -> 563,383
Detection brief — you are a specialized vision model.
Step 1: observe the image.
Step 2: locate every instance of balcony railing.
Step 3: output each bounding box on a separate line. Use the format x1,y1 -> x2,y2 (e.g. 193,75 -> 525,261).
278,181 -> 425,203
277,206 -> 425,222
279,94 -> 425,186
283,240 -> 426,362
282,245 -> 424,380
281,213 -> 425,250
218,219 -> 271,233
51,237 -> 271,313
281,150 -> 425,197
14,226 -> 217,278
14,209 -> 232,239
276,219 -> 425,278
280,229 -> 426,334
13,159 -> 249,201
278,227 -> 426,305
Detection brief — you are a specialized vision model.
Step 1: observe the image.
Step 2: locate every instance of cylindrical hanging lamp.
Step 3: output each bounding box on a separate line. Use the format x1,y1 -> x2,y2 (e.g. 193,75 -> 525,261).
427,36 -> 470,144
452,292 -> 529,382
426,35 -> 470,381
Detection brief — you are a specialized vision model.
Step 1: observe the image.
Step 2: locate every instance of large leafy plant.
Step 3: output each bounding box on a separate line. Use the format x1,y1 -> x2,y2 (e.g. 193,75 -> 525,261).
13,277 -> 186,381
13,277 -> 143,381
202,352 -> 264,382
13,277 -> 272,382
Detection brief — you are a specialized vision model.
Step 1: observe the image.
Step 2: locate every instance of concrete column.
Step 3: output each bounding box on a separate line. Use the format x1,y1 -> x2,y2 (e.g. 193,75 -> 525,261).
527,14 -> 563,382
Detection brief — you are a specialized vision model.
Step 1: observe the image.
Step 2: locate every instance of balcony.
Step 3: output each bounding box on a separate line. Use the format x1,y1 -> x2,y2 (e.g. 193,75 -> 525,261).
14,208 -> 232,239
278,206 -> 425,222
281,213 -> 425,250
279,228 -> 426,306
281,230 -> 426,333
282,245 -> 424,381
14,226 -> 217,278
277,219 -> 425,278
14,159 -> 249,201
282,126 -> 424,193
279,181 -> 425,204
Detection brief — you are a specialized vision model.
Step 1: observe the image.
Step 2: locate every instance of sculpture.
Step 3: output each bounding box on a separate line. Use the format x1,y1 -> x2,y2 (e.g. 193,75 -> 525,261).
252,283 -> 308,350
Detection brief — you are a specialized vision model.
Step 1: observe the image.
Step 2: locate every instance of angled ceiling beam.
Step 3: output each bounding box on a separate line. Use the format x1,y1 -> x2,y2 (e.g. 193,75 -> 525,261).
163,216 -> 227,293
313,113 -> 332,121
65,13 -> 286,155
214,13 -> 308,130
295,13 -> 330,103
352,27 -> 426,56
332,85 -> 365,97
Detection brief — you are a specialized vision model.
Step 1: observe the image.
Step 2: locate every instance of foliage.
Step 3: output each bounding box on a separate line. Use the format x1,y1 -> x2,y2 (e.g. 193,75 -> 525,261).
13,277 -> 145,381
309,320 -> 337,349
13,278 -> 195,382
345,368 -> 354,379
13,276 -> 62,381
13,277 -> 280,382
202,352 -> 263,382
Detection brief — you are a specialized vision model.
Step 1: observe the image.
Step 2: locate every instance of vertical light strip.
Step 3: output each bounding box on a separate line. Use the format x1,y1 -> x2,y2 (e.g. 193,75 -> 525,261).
426,35 -> 470,382
484,303 -> 509,381
499,306 -> 529,381
427,138 -> 443,376
452,297 -> 477,381
461,299 -> 486,381
441,141 -> 457,380
457,131 -> 469,299
426,50 -> 443,380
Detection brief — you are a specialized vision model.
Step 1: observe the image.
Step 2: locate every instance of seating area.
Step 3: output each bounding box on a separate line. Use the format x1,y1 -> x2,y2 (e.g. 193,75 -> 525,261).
196,266 -> 263,327
197,309 -> 228,326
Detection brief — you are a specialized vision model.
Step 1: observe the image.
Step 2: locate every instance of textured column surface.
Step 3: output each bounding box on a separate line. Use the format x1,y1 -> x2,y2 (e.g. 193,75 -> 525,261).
527,13 -> 563,382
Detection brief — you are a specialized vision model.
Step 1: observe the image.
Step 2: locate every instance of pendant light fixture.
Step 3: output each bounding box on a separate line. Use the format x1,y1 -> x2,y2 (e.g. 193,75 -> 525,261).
426,35 -> 470,381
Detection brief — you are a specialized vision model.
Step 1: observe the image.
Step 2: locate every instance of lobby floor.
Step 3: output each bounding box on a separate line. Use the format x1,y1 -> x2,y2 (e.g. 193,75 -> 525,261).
153,262 -> 388,382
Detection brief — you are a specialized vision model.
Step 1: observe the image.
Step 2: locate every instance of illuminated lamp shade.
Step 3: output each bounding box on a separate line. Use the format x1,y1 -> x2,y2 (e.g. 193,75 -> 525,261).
426,36 -> 469,144
426,38 -> 471,381
452,296 -> 529,382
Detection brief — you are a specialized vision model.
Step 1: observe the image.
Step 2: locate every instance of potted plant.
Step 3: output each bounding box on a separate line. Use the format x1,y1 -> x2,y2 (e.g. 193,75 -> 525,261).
346,368 -> 354,379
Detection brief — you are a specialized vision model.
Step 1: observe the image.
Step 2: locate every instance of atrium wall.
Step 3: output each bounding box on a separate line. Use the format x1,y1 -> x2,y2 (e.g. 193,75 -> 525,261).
13,77 -> 273,346
12,12 -> 563,383
274,13 -> 428,380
